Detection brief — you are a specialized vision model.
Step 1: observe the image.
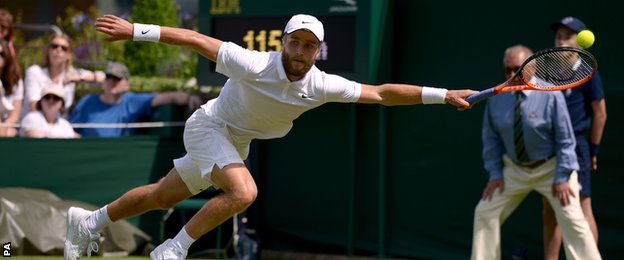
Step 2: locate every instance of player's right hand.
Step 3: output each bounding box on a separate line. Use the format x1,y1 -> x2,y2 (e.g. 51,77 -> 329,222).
446,89 -> 478,111
95,15 -> 133,42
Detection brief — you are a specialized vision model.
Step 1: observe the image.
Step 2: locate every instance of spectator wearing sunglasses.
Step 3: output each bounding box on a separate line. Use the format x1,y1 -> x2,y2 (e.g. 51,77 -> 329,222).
0,39 -> 23,137
23,34 -> 105,118
69,62 -> 203,137
20,85 -> 78,138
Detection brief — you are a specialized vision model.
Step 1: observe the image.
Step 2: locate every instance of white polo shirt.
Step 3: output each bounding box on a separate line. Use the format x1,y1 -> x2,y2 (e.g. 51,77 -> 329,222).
204,42 -> 361,140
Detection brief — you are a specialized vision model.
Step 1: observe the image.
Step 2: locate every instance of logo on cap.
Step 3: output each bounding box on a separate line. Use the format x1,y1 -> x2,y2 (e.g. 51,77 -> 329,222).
562,17 -> 575,24
284,14 -> 325,42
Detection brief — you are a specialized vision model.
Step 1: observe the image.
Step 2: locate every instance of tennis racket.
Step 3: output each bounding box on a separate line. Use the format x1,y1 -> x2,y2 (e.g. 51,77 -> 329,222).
467,46 -> 597,104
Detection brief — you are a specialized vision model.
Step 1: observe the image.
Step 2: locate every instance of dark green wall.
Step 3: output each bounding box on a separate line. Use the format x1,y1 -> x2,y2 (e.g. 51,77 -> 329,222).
390,1 -> 623,258
0,137 -> 186,243
253,0 -> 623,259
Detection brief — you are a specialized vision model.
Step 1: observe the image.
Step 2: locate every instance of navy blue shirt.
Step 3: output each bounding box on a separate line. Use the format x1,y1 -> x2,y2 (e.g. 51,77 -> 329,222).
562,71 -> 604,133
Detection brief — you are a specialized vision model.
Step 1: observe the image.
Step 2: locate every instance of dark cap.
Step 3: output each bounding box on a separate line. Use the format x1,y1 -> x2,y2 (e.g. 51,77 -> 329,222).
550,16 -> 586,33
105,61 -> 130,80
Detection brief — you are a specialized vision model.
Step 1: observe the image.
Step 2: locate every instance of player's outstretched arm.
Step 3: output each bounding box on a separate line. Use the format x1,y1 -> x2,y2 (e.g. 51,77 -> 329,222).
358,83 -> 476,109
95,14 -> 223,62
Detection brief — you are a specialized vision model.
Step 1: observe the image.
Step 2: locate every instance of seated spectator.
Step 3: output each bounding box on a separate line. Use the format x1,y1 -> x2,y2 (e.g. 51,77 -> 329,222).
0,39 -> 23,137
20,85 -> 78,138
69,62 -> 203,137
0,9 -> 17,57
23,34 -> 105,117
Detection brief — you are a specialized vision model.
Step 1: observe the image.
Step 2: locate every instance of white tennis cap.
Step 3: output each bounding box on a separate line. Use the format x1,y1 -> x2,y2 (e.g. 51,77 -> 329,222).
284,14 -> 324,42
41,85 -> 66,103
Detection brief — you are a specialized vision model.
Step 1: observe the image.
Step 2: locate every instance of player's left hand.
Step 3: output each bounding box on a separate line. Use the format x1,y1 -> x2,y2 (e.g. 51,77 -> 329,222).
591,156 -> 598,171
446,89 -> 478,111
552,182 -> 575,206
95,15 -> 133,42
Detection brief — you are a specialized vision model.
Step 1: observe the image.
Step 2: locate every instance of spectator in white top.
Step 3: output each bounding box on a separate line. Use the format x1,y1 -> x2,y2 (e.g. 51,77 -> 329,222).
20,85 -> 78,138
0,39 -> 23,137
23,34 -> 105,117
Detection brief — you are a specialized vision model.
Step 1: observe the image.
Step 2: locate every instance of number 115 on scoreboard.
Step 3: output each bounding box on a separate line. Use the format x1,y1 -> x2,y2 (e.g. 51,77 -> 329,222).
242,29 -> 328,61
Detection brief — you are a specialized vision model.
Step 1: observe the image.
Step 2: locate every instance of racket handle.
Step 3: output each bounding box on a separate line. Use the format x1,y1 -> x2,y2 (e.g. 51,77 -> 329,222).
467,88 -> 496,104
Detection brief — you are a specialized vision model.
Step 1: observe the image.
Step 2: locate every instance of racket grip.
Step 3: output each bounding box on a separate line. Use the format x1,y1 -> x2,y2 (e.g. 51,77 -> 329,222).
466,88 -> 496,104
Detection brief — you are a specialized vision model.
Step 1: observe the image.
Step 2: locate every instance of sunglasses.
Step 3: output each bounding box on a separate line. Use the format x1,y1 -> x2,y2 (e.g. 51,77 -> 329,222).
49,43 -> 70,52
42,94 -> 63,102
105,74 -> 122,81
504,66 -> 521,75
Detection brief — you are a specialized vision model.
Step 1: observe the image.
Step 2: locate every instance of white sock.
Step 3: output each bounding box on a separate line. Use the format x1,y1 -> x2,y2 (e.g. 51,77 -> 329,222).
170,226 -> 196,251
86,205 -> 112,232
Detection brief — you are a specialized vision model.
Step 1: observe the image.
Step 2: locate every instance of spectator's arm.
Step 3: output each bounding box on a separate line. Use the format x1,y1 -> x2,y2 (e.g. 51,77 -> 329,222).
66,69 -> 106,84
151,92 -> 203,110
589,98 -> 606,149
3,99 -> 22,127
23,129 -> 45,138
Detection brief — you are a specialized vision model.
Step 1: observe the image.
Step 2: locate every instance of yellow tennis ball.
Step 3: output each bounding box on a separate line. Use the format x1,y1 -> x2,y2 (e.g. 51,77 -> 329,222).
577,30 -> 595,49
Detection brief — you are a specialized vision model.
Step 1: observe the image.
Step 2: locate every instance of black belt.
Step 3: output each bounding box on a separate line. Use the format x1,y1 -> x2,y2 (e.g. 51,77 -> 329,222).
518,156 -> 554,169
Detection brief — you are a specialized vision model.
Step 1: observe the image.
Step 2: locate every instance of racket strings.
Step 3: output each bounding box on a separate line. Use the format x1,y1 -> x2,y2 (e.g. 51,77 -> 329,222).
523,50 -> 594,90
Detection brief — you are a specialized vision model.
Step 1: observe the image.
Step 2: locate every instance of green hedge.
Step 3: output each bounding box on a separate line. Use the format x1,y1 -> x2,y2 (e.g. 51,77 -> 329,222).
16,2 -> 197,89
74,76 -> 222,98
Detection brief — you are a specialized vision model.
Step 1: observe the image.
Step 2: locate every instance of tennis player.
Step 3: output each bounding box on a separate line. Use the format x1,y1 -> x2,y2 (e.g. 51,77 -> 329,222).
64,14 -> 476,259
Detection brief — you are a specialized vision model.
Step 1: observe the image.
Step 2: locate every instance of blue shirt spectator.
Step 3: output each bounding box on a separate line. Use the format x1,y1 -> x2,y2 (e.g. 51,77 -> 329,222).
70,92 -> 155,137
68,62 -> 203,137
482,90 -> 579,184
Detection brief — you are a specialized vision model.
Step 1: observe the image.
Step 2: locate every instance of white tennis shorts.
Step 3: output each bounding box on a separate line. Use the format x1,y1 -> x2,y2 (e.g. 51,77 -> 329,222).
173,108 -> 250,194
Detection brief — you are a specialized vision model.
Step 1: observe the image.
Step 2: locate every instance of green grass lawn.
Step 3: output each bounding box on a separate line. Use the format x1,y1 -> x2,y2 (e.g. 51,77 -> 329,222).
10,256 -> 149,260
9,257 -> 147,260
6,256 -> 217,260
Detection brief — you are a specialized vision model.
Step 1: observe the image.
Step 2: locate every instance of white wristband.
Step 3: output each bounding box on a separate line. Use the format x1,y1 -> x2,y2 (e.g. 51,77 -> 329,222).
133,23 -> 161,42
421,86 -> 448,104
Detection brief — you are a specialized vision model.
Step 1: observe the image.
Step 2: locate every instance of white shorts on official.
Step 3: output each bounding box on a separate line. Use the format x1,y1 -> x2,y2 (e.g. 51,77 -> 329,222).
174,108 -> 250,194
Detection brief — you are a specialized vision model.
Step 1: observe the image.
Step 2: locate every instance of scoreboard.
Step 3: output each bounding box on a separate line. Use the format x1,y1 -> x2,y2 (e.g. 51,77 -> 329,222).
197,0 -> 373,85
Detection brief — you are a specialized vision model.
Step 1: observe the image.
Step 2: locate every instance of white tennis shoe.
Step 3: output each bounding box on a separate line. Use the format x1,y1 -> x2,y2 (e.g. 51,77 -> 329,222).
150,239 -> 188,260
64,207 -> 101,260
